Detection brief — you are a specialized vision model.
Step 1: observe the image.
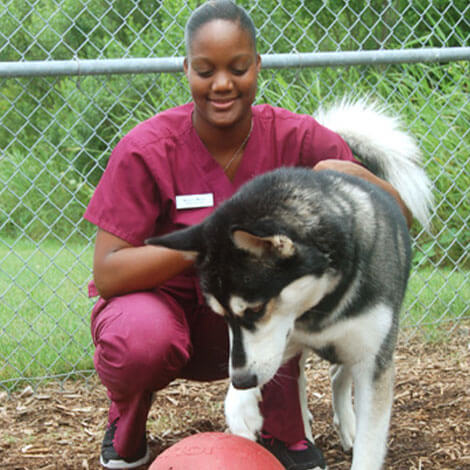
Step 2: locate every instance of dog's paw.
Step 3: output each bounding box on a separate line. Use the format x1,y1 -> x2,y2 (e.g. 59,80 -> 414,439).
224,384 -> 263,441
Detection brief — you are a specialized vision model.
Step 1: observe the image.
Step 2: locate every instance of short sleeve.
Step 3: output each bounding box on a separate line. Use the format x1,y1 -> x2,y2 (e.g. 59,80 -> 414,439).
84,135 -> 160,246
300,115 -> 356,166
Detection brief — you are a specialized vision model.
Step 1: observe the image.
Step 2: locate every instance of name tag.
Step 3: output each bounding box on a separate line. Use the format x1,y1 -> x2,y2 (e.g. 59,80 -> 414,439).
176,193 -> 214,210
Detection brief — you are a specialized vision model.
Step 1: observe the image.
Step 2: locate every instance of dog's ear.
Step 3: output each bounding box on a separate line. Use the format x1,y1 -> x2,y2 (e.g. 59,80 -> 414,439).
231,229 -> 296,258
145,224 -> 204,260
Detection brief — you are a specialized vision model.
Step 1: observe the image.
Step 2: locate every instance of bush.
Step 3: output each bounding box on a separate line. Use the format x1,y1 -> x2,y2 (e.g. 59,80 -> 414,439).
0,0 -> 468,266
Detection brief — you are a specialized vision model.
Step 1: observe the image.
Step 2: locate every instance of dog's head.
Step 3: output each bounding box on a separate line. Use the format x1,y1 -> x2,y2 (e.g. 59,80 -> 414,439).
147,169 -> 342,389
147,226 -> 340,389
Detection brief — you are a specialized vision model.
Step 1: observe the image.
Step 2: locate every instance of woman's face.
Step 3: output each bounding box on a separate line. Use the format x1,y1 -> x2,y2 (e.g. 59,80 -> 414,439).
184,19 -> 261,129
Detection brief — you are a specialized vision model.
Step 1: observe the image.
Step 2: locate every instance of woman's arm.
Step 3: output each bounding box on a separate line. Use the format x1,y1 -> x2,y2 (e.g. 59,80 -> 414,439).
93,228 -> 194,300
313,160 -> 413,228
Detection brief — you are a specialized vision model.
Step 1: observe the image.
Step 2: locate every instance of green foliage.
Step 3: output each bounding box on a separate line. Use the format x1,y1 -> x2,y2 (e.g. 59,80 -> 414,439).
0,1 -> 468,386
0,0 -> 468,264
403,264 -> 470,341
0,148 -> 94,240
0,240 -> 95,386
257,61 -> 469,267
240,0 -> 469,53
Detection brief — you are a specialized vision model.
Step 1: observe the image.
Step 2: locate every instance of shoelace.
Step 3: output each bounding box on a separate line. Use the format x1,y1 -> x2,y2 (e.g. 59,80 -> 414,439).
261,432 -> 309,451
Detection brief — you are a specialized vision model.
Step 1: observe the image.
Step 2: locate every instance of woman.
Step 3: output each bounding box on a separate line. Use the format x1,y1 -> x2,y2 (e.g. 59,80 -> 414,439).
85,1 -> 411,468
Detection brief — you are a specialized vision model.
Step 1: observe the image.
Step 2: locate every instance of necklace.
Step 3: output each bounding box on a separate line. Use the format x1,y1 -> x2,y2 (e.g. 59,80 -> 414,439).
223,120 -> 253,173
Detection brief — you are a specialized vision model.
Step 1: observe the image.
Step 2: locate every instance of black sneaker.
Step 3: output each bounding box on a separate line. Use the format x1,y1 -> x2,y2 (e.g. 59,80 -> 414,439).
259,434 -> 327,470
100,419 -> 150,469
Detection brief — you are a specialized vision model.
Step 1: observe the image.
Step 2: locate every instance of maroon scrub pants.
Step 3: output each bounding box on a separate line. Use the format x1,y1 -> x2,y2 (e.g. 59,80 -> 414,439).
91,281 -> 306,458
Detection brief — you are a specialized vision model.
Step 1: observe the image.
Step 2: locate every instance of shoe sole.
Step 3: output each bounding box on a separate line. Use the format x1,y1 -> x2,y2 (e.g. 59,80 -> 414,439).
100,445 -> 150,469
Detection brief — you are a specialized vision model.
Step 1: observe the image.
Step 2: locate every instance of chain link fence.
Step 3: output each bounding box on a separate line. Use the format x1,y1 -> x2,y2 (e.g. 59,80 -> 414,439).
1,1 -> 469,392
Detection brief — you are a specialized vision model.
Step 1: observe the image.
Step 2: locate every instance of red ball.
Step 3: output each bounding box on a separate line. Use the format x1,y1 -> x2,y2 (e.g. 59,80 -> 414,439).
150,432 -> 283,470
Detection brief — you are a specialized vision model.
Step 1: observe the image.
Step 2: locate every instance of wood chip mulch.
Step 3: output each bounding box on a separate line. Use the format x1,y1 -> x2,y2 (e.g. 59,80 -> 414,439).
1,329 -> 468,470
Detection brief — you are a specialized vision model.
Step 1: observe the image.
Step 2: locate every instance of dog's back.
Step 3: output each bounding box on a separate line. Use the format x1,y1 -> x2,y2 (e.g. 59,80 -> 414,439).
213,166 -> 411,322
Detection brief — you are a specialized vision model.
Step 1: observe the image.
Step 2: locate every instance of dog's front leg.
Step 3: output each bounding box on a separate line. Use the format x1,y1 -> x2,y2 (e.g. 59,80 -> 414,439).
225,384 -> 263,441
350,360 -> 395,470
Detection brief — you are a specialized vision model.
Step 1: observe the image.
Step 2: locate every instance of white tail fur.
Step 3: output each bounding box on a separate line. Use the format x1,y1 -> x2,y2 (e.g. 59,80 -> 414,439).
315,98 -> 433,228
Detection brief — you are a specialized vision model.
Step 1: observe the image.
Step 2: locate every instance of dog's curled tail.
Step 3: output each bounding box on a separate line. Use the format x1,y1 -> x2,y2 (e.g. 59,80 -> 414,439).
315,98 -> 433,229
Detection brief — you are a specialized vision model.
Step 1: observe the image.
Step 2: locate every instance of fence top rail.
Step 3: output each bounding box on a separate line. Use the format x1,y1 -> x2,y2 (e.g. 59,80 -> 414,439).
1,47 -> 469,78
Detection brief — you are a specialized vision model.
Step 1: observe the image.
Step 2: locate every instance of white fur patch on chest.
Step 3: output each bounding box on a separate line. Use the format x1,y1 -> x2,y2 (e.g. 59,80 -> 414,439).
293,303 -> 393,363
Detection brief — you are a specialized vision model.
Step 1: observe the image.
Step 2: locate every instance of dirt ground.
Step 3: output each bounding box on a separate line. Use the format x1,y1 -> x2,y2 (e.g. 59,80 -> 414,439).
1,330 -> 469,470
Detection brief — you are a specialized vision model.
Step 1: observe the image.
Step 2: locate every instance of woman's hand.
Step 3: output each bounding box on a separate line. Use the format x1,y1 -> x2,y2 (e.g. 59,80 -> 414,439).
93,229 -> 195,299
313,160 -> 413,228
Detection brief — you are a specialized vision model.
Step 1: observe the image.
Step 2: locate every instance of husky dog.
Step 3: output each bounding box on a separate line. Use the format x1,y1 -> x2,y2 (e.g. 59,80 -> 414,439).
146,100 -> 433,470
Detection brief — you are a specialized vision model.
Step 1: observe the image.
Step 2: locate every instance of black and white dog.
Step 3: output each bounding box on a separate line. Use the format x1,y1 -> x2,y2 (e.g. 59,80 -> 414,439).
147,100 -> 433,470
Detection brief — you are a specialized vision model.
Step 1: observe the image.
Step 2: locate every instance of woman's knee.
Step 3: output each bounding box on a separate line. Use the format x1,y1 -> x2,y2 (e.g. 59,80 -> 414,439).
92,292 -> 192,391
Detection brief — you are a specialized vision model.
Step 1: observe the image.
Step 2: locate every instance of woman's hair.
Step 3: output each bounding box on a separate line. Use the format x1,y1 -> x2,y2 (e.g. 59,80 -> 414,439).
185,0 -> 257,55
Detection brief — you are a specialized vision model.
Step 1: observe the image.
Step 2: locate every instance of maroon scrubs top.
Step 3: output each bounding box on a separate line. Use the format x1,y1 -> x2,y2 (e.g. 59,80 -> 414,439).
84,102 -> 355,296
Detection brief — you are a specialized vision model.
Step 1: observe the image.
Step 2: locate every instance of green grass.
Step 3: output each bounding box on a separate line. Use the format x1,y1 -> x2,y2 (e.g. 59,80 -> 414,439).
403,264 -> 469,341
0,239 -> 95,388
1,240 -> 468,389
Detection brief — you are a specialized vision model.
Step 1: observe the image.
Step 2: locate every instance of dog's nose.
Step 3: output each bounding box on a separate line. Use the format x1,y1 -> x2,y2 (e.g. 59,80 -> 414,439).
231,371 -> 258,390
